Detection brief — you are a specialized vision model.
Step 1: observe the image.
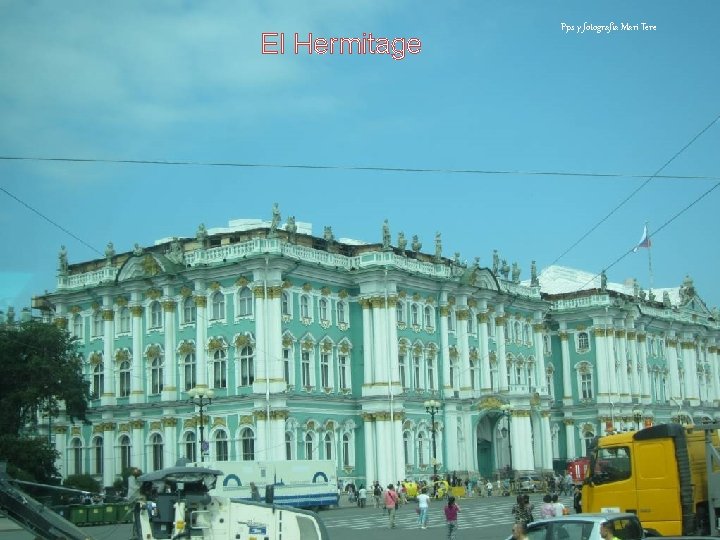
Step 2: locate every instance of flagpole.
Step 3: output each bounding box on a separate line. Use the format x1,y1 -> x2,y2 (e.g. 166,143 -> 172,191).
646,221 -> 654,295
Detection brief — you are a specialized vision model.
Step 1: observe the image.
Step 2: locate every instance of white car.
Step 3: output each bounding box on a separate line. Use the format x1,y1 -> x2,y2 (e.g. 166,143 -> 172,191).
509,513 -> 646,540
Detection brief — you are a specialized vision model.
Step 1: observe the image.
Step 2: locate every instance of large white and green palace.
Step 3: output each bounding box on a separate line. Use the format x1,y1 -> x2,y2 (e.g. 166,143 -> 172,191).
33,212 -> 720,489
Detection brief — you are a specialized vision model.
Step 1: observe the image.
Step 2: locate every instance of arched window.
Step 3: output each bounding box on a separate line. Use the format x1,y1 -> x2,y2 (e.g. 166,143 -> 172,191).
324,432 -> 333,460
239,346 -> 254,387
184,432 -> 196,462
73,314 -> 83,338
215,430 -> 229,462
93,436 -> 103,475
211,291 -> 225,320
184,353 -> 196,391
319,298 -> 328,321
213,349 -> 227,389
337,301 -> 346,325
119,361 -> 131,397
411,304 -> 419,326
92,363 -> 104,399
577,361 -> 594,400
285,431 -> 295,460
237,287 -> 253,317
424,306 -> 432,328
577,332 -> 590,352
119,435 -> 131,471
150,301 -> 162,329
281,292 -> 291,317
418,432 -> 425,465
300,295 -> 310,319
183,297 -> 196,324
151,433 -> 163,471
241,428 -> 255,461
71,438 -> 82,475
398,351 -> 407,389
403,431 -> 411,465
305,432 -> 315,460
92,311 -> 103,337
396,301 -> 405,324
119,308 -> 130,333
151,357 -> 163,395
342,433 -> 350,467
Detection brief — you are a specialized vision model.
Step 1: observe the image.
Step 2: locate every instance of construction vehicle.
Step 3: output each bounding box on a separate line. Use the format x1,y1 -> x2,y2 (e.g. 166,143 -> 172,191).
0,460 -> 329,540
582,423 -> 720,537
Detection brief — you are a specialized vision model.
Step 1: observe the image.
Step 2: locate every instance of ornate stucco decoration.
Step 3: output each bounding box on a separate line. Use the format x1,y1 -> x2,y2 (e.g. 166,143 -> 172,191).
426,344 -> 437,359
467,298 -> 477,308
150,421 -> 162,430
210,281 -> 222,292
146,288 -> 162,300
302,338 -> 314,351
338,289 -> 348,299
212,417 -> 227,428
178,341 -> 195,355
70,305 -> 82,314
302,283 -> 313,292
282,280 -> 292,289
141,255 -> 161,276
207,337 -> 225,352
115,296 -> 129,307
449,346 -> 459,359
425,297 -> 435,306
91,302 -> 100,311
235,276 -> 249,288
89,352 -> 103,366
339,341 -> 351,354
398,290 -> 407,299
129,419 -> 145,429
322,340 -> 333,353
115,349 -> 130,363
145,344 -> 162,359
282,335 -> 294,348
412,293 -> 421,302
321,287 -> 331,296
162,417 -> 178,427
235,334 -> 250,348
477,396 -> 506,410
180,286 -> 193,298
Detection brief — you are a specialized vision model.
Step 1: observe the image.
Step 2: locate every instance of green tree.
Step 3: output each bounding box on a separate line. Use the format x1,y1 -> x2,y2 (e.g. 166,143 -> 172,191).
0,320 -> 90,480
64,473 -> 101,494
0,320 -> 89,436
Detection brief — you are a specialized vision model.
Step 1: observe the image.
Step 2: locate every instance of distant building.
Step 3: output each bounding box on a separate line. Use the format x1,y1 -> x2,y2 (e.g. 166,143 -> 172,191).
33,212 -> 720,488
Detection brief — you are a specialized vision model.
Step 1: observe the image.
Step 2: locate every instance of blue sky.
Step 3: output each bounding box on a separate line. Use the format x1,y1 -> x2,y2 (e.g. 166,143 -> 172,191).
1,1 -> 718,313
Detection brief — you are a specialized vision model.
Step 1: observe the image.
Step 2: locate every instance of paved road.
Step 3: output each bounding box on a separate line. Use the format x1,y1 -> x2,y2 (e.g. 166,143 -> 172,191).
1,493 -> 575,540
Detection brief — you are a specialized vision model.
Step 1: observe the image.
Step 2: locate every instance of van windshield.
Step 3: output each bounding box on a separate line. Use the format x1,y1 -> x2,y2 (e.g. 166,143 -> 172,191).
588,445 -> 631,484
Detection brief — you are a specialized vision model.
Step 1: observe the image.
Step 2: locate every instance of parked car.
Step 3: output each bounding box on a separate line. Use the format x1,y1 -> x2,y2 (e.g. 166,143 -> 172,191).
516,475 -> 543,493
508,513 -> 646,540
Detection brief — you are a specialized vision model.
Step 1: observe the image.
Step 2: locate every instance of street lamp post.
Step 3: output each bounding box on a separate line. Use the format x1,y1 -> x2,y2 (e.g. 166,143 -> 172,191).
501,405 -> 513,474
632,409 -> 642,431
188,386 -> 215,462
424,399 -> 442,479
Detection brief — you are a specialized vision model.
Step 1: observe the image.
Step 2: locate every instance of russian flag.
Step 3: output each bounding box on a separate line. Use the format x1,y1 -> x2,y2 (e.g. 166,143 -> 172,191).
633,225 -> 651,252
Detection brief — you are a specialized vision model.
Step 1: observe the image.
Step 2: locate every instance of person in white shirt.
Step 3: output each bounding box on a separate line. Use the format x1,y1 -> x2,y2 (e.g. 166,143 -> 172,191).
552,493 -> 566,516
417,487 -> 430,529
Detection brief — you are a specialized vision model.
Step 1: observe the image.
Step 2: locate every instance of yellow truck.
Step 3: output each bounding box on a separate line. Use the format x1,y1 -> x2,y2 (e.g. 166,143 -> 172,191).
582,423 -> 720,536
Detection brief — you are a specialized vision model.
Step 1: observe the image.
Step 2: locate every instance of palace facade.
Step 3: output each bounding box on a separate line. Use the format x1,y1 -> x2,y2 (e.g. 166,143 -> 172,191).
32,215 -> 720,489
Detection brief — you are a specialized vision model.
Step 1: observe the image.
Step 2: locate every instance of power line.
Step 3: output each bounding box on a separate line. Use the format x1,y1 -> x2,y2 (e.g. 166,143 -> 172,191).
0,186 -> 103,256
549,112 -> 720,266
0,155 -> 719,181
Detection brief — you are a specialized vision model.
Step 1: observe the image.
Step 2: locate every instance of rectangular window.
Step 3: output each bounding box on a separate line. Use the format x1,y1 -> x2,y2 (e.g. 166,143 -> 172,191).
301,351 -> 311,387
339,355 -> 348,389
320,353 -> 330,388
283,348 -> 291,385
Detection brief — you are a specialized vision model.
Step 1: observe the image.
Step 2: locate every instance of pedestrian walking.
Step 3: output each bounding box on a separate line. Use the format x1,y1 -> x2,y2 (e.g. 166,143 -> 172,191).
372,481 -> 383,508
384,484 -> 399,528
573,485 -> 582,514
358,484 -> 367,508
486,480 -> 493,497
444,496 -> 460,540
417,486 -> 430,529
512,494 -> 534,526
552,493 -> 566,516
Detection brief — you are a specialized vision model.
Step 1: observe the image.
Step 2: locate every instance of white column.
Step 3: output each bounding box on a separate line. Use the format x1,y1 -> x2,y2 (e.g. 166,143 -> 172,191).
130,296 -> 145,405
363,413 -> 377,483
512,412 -> 533,471
130,416 -> 145,470
478,309 -> 490,394
252,283 -> 267,394
682,334 -> 699,405
594,324 -> 609,404
162,416 -> 177,472
496,309 -> 508,392
456,307 -> 472,395
194,283 -> 208,387
444,409 -> 458,470
638,330 -> 651,404
606,329 -> 619,399
102,423 -> 117,488
101,295 -> 116,407
616,326 -> 630,401
541,413 -> 553,470
371,298 -> 387,386
627,329 -> 640,400
533,318 -> 546,394
394,413 -> 404,484
666,334 -> 681,401
564,420 -> 576,459
387,297 -> 400,393
162,297 -> 177,401
440,305 -> 451,394
710,340 -> 720,406
362,300 -> 374,387
559,327 -> 573,406
55,427 -> 67,477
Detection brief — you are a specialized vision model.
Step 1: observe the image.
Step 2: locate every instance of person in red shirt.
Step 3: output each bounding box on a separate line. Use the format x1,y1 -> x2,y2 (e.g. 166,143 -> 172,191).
384,484 -> 399,528
444,496 -> 461,540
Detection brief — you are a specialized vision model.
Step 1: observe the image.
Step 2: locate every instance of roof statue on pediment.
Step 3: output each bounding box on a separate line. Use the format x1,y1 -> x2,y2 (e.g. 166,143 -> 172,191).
58,245 -> 68,276
165,239 -> 184,265
679,275 -> 695,305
